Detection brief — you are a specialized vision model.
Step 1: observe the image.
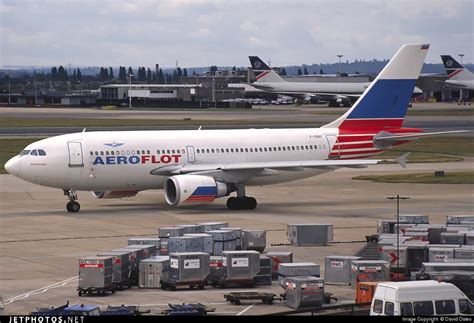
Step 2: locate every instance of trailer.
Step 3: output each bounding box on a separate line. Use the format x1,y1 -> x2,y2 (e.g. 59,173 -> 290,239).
211,277 -> 256,289
224,292 -> 283,305
162,303 -> 216,316
77,285 -> 116,297
160,280 -> 208,291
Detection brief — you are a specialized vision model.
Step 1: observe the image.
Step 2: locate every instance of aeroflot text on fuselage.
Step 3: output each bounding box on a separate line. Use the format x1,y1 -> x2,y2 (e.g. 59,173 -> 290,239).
92,154 -> 181,165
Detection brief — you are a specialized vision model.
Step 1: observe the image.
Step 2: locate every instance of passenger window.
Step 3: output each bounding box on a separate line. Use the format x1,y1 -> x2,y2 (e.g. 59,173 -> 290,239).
147,150 -> 150,154
167,150 -> 170,154
142,150 -> 146,154
459,299 -> 473,314
106,151 -> 110,155
226,149 -> 229,153
435,300 -> 455,314
211,149 -> 215,153
310,145 -> 314,149
259,148 -> 262,152
100,151 -> 104,156
300,146 -> 304,150
296,146 -> 300,150
305,145 -> 309,150
111,151 -> 115,155
264,148 -> 267,152
230,149 -> 234,153
283,147 -> 286,151
269,147 -> 272,152
172,150 -> 175,154
196,149 -> 200,153
245,148 -> 248,152
278,147 -> 281,151
90,151 -> 93,156
31,149 -> 38,156
95,151 -> 99,156
206,149 -> 210,153
136,150 -> 140,155
413,301 -> 434,315
400,302 -> 413,316
384,302 -> 394,316
373,299 -> 383,314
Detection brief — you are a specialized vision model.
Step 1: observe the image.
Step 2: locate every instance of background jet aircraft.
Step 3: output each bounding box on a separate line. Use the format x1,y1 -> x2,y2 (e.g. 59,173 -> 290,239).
249,56 -> 422,106
441,55 -> 474,91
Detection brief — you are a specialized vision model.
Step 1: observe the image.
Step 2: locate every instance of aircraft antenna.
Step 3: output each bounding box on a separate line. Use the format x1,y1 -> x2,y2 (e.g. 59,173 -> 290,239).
82,128 -> 86,133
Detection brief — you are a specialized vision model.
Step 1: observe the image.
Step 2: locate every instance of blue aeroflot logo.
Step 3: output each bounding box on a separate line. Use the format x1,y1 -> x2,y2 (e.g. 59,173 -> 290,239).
104,142 -> 125,148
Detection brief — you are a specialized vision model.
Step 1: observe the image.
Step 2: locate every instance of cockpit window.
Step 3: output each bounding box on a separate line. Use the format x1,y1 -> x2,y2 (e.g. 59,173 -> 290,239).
38,149 -> 46,156
20,150 -> 31,156
30,150 -> 38,156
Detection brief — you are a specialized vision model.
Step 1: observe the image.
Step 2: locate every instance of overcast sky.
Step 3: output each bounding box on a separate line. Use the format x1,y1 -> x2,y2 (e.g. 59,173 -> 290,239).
1,0 -> 472,68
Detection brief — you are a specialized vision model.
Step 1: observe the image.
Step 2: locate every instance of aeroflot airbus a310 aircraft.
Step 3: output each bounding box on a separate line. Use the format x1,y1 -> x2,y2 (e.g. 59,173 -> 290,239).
4,44 -> 463,213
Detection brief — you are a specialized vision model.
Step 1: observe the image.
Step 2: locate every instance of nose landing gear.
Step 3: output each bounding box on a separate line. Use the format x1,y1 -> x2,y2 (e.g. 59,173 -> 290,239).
64,189 -> 80,213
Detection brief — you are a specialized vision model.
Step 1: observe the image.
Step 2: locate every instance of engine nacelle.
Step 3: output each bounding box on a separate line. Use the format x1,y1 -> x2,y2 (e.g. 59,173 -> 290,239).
164,175 -> 231,206
91,190 -> 139,199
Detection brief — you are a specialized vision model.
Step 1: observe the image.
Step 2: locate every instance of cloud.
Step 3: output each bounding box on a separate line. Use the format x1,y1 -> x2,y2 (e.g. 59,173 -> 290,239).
1,0 -> 472,67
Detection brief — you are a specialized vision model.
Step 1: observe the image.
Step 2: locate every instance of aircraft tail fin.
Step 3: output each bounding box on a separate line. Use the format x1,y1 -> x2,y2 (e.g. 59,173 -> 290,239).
323,44 -> 429,131
249,56 -> 285,83
441,55 -> 473,81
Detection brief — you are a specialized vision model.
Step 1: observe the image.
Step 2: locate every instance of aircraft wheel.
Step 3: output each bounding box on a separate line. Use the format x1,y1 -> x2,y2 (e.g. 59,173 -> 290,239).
67,201 -> 80,213
246,197 -> 257,210
226,197 -> 238,210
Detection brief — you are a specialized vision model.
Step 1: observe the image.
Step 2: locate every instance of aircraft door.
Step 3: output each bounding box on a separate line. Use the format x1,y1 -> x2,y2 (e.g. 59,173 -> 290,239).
325,135 -> 339,158
186,146 -> 196,163
68,142 -> 84,167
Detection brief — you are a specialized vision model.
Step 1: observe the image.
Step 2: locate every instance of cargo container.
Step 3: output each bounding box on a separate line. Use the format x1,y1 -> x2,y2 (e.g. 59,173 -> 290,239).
97,250 -> 132,288
222,251 -> 260,280
184,233 -> 213,254
283,276 -> 325,309
324,256 -> 361,285
403,242 -> 428,273
404,232 -> 429,242
126,244 -> 156,259
176,224 -> 205,234
199,222 -> 229,232
206,230 -> 237,256
112,247 -> 142,284
454,248 -> 474,259
350,260 -> 390,288
266,251 -> 293,278
421,262 -> 474,272
168,236 -> 203,254
441,233 -> 466,245
241,230 -> 266,252
445,226 -> 473,233
254,256 -> 272,286
446,215 -> 474,225
165,252 -> 210,290
356,281 -> 381,304
158,227 -> 186,255
428,247 -> 454,262
208,256 -> 225,283
413,225 -> 447,244
379,246 -> 408,272
127,237 -> 161,251
278,263 -> 320,287
287,223 -> 333,246
139,256 -> 170,288
377,220 -> 409,234
466,232 -> 474,245
78,256 -> 115,296
221,228 -> 242,250
393,223 -> 416,235
398,214 -> 429,224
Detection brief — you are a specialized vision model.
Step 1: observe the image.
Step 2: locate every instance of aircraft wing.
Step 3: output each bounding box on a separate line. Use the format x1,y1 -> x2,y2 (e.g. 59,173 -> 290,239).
150,159 -> 380,176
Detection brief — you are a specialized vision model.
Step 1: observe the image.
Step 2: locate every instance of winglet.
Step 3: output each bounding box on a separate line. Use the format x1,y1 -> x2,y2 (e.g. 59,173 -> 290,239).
396,153 -> 410,169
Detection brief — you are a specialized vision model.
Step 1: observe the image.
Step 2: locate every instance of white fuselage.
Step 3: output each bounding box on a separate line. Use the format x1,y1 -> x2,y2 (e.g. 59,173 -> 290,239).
444,79 -> 474,91
253,81 -> 369,96
10,127 -> 339,191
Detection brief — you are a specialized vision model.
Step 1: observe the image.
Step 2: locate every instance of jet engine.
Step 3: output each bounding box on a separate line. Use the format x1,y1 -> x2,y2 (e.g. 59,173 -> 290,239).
164,175 -> 231,206
91,190 -> 139,199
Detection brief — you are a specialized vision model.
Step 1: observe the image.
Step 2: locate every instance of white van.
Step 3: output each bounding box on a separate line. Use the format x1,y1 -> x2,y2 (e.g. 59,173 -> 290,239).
370,280 -> 473,316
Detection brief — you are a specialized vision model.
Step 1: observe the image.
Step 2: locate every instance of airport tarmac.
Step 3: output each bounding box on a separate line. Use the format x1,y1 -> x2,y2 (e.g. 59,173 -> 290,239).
0,102 -> 473,137
0,159 -> 472,315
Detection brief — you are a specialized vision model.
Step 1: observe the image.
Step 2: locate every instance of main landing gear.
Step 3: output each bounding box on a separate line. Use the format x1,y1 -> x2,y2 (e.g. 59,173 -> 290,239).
64,189 -> 80,213
226,185 -> 257,210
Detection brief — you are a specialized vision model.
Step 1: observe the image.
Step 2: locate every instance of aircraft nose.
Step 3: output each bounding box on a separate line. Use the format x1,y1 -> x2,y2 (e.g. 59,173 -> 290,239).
4,156 -> 20,176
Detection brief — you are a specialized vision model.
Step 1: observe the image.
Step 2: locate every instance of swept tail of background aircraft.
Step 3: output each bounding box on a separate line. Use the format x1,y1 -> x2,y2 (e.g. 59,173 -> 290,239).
440,55 -> 474,91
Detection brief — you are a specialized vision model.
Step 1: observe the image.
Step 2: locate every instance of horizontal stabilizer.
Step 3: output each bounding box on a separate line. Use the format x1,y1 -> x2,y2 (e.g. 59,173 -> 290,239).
375,130 -> 468,143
